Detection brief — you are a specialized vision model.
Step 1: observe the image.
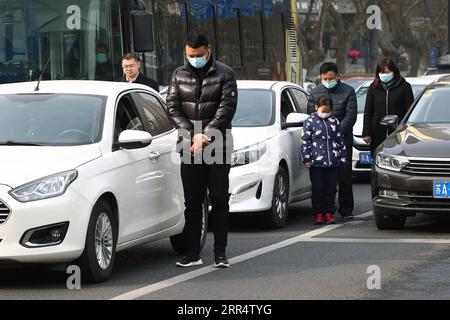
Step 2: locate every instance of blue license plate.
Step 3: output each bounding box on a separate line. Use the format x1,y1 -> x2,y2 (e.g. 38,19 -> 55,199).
359,152 -> 372,165
434,181 -> 450,198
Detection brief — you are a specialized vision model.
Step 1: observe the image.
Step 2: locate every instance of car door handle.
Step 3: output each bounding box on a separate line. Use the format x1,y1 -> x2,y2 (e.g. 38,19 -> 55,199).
149,151 -> 161,161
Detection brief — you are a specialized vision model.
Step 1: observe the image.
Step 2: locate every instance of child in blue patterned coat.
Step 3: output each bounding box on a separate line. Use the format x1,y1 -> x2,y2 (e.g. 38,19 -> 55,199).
301,96 -> 348,225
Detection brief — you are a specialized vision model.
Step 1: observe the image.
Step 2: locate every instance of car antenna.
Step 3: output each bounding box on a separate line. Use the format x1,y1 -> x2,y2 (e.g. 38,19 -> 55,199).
34,51 -> 53,92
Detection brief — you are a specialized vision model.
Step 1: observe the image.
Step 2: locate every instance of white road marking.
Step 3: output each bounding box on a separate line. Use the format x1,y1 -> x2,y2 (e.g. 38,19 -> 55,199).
110,224 -> 343,300
355,211 -> 373,218
302,238 -> 450,244
110,210 -> 392,300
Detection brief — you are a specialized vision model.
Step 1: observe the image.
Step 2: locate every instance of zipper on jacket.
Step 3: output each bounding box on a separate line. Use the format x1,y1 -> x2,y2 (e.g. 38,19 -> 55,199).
385,89 -> 390,138
322,118 -> 332,166
194,74 -> 201,120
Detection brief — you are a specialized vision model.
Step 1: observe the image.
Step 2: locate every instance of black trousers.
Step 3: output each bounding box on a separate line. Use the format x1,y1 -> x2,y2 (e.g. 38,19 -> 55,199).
181,161 -> 230,256
337,145 -> 354,216
309,167 -> 339,214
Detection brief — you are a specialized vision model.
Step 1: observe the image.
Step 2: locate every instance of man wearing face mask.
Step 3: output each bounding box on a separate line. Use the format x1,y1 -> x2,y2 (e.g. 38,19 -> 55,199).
307,62 -> 357,220
362,58 -> 414,155
166,33 -> 237,268
95,44 -> 113,81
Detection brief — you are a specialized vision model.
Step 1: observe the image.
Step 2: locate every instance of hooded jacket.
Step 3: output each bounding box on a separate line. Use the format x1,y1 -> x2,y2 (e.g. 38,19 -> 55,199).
362,76 -> 414,153
307,81 -> 357,146
301,113 -> 348,168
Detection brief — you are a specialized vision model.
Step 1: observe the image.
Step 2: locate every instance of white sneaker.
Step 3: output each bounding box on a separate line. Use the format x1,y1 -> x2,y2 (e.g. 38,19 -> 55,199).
176,255 -> 203,267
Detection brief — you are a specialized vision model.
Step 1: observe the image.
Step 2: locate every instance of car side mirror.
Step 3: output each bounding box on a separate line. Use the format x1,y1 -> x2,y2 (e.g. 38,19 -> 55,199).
115,130 -> 153,150
380,115 -> 399,129
282,113 -> 310,129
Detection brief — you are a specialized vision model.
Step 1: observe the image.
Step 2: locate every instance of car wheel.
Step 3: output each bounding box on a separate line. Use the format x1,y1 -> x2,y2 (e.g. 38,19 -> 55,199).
170,195 -> 209,254
77,200 -> 117,283
266,166 -> 289,229
374,208 -> 406,230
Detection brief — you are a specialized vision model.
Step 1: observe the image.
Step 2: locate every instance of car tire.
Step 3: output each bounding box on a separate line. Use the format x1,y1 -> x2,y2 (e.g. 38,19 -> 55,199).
77,200 -> 117,283
266,166 -> 289,229
170,196 -> 209,254
374,208 -> 406,230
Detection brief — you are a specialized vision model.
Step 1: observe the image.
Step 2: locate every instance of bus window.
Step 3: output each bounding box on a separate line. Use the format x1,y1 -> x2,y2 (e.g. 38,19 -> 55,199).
150,0 -> 187,84
186,1 -> 215,49
263,5 -> 285,66
0,0 -> 121,83
216,7 -> 242,67
241,9 -> 264,62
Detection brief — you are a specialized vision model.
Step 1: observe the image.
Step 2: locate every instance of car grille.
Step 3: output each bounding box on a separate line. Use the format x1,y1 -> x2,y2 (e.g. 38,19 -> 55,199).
0,200 -> 10,224
402,159 -> 450,176
401,192 -> 450,209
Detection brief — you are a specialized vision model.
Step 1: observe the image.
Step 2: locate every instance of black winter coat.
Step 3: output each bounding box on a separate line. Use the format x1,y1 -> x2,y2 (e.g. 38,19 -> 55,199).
307,81 -> 357,146
166,59 -> 238,139
362,77 -> 414,154
120,73 -> 159,92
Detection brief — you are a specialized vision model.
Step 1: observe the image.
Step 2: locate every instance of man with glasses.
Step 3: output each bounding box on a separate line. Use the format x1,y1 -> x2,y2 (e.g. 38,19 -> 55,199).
120,53 -> 159,92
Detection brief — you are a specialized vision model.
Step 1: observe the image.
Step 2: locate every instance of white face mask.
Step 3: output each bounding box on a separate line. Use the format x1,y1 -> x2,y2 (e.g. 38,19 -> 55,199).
317,112 -> 332,119
379,72 -> 394,83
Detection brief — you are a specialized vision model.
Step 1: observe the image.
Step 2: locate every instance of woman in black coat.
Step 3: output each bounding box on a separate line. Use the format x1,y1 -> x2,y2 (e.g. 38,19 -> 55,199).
362,58 -> 414,154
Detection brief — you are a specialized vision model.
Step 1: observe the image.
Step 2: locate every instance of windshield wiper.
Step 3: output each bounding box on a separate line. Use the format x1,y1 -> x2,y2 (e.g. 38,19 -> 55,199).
0,141 -> 45,146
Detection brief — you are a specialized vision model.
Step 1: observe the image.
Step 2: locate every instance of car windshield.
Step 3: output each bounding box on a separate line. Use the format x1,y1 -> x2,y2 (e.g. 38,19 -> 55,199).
232,89 -> 274,127
0,94 -> 106,146
356,84 -> 426,113
356,85 -> 370,113
342,79 -> 371,89
407,88 -> 450,124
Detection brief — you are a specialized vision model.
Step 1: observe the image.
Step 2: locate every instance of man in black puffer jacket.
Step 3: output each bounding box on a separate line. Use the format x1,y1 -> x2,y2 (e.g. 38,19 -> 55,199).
167,33 -> 237,269
307,62 -> 357,219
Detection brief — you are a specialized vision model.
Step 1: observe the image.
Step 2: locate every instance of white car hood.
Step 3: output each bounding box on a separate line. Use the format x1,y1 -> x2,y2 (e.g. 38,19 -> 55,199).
353,113 -> 364,136
0,145 -> 102,188
231,126 -> 278,151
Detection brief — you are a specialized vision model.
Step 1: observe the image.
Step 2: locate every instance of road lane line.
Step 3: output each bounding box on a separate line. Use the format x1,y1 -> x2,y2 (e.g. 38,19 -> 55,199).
111,224 -> 343,300
355,211 -> 373,218
302,237 -> 450,244
111,210 -> 375,300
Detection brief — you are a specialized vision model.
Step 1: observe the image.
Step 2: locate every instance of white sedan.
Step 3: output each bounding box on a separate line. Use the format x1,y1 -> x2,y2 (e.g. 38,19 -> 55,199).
229,81 -> 312,228
0,81 -> 207,282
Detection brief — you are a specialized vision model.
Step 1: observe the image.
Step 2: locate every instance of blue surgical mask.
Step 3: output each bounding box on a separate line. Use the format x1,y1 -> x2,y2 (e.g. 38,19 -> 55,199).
379,72 -> 394,83
188,54 -> 209,69
322,79 -> 338,89
96,53 -> 107,64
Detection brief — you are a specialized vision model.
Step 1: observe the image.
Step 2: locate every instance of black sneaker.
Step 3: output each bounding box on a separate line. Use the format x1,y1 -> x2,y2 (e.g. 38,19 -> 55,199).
214,255 -> 230,268
341,214 -> 354,220
176,255 -> 203,267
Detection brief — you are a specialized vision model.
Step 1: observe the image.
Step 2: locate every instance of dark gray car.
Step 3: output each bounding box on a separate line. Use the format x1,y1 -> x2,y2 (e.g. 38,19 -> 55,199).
372,81 -> 450,229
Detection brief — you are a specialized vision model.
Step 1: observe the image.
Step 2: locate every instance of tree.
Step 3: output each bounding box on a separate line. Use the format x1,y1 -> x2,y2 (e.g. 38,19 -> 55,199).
300,0 -> 447,76
300,0 -> 329,76
379,0 -> 447,76
301,0 -> 373,76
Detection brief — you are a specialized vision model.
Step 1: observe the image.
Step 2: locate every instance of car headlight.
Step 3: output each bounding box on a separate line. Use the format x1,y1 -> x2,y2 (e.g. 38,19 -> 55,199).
9,170 -> 78,203
231,142 -> 267,168
376,153 -> 409,172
